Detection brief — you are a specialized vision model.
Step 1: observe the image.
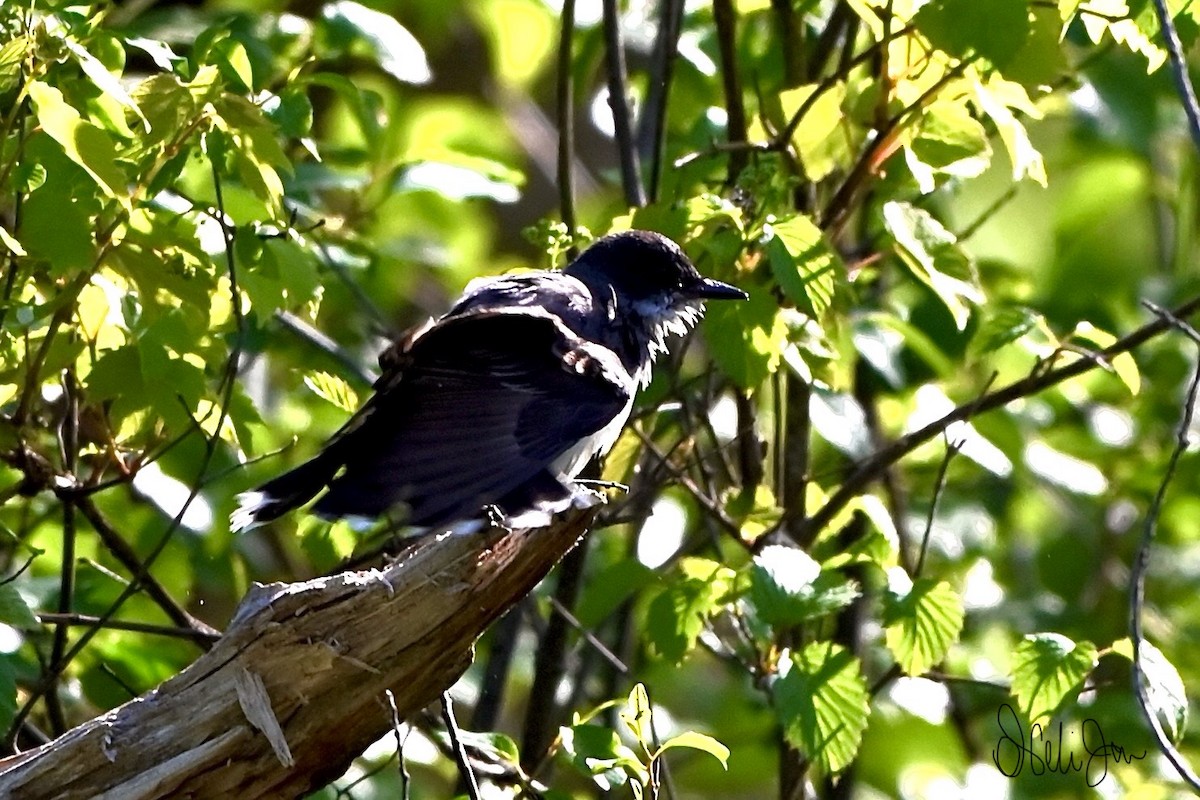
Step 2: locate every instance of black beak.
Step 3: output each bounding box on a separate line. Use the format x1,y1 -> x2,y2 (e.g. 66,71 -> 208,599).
692,277 -> 749,301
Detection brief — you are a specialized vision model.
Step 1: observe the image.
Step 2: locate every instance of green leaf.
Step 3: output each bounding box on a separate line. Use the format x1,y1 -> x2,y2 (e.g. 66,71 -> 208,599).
882,573 -> 964,676
65,37 -> 148,132
971,305 -> 1042,355
765,214 -> 841,319
778,81 -> 851,182
646,560 -> 737,663
304,371 -> 360,413
655,731 -> 730,770
20,181 -> 95,276
915,0 -> 1030,68
0,225 -> 25,257
1070,321 -> 1141,395
455,729 -> 521,765
973,78 -> 1047,186
883,201 -> 983,331
0,582 -> 39,629
1011,633 -> 1098,726
749,545 -> 859,627
28,82 -> 129,206
320,1 -> 431,84
211,38 -> 254,92
264,89 -> 314,139
908,102 -> 991,186
620,684 -> 652,749
703,281 -> 788,389
559,724 -> 648,790
775,642 -> 869,774
1130,640 -> 1189,743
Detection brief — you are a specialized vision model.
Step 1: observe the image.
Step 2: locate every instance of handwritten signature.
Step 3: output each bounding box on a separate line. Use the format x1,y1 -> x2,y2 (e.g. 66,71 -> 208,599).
992,703 -> 1146,787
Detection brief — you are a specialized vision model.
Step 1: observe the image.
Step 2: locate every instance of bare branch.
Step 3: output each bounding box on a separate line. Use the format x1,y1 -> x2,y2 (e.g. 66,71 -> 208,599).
0,512 -> 596,797
799,292 -> 1200,542
601,0 -> 646,206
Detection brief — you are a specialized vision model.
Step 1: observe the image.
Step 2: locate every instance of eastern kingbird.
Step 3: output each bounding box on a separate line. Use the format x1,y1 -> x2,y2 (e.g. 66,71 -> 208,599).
230,230 -> 747,533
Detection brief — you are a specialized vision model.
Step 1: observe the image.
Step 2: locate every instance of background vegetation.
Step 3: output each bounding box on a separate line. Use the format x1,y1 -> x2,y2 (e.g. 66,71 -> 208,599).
4,0 -> 1200,797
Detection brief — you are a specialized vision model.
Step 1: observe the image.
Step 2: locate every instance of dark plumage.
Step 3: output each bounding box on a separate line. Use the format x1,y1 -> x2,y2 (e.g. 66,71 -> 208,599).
230,230 -> 746,533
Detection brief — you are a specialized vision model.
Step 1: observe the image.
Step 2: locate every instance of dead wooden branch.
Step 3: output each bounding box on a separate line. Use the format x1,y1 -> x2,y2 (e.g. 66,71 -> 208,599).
0,511 -> 595,799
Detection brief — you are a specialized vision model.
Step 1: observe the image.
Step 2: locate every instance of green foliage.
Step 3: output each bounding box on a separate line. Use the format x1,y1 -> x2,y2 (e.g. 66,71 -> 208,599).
775,642 -> 870,775
882,573 -> 964,676
4,0 -> 1200,796
1010,633 -> 1098,726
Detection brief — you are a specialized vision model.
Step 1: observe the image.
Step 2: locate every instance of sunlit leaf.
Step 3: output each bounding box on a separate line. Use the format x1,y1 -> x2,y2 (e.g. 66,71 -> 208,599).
1011,633 -> 1097,726
320,1 -> 431,84
304,371 -> 360,412
882,572 -> 964,676
883,201 -> 983,330
915,0 -> 1029,68
28,81 -> 129,205
655,731 -> 730,770
765,214 -> 841,319
775,642 -> 869,774
703,282 -> 788,389
750,545 -> 859,627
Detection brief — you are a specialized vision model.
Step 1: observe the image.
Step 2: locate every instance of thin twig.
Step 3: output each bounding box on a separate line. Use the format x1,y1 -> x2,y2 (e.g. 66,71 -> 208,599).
637,0 -> 684,201
384,689 -> 411,800
442,693 -> 482,800
601,0 -> 646,206
274,310 -> 375,387
1129,302 -> 1200,792
915,434 -> 962,577
799,293 -> 1200,542
1150,0 -> 1200,153
712,0 -> 748,185
34,612 -> 220,644
556,0 -> 578,237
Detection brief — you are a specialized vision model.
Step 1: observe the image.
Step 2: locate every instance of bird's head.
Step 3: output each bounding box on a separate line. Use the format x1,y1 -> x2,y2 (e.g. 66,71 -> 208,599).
564,230 -> 747,353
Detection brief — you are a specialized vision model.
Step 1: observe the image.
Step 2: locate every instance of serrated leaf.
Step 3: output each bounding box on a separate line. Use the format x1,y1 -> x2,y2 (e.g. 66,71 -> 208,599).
766,214 -> 840,319
750,545 -> 859,627
656,731 -> 730,770
27,82 -> 129,205
973,78 -> 1047,186
882,573 -> 964,675
304,371 -> 359,412
775,642 -> 869,774
883,202 -> 982,330
646,563 -> 736,663
703,282 -> 788,389
908,101 -> 991,182
1011,633 -> 1097,726
0,582 -> 39,629
1134,640 -> 1189,743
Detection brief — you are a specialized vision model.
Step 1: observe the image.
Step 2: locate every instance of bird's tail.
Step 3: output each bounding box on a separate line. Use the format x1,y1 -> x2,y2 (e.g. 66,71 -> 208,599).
230,454 -> 338,532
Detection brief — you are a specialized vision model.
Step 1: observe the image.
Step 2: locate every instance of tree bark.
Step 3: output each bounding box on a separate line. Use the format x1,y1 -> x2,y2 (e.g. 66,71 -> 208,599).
0,511 -> 595,799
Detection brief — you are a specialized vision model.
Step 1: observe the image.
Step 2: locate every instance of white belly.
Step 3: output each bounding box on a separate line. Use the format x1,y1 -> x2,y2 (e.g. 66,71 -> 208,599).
551,397 -> 634,481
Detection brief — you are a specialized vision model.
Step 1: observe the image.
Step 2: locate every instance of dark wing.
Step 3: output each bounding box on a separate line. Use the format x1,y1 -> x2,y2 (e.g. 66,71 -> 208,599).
309,310 -> 631,528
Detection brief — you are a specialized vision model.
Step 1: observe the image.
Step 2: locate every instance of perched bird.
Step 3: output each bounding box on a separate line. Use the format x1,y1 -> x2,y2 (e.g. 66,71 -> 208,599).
230,230 -> 747,533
